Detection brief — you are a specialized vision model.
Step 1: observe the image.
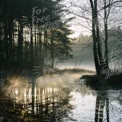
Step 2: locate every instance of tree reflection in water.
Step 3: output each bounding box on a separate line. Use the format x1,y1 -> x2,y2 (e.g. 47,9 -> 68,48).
6,72 -> 122,122
11,78 -> 73,122
95,91 -> 109,122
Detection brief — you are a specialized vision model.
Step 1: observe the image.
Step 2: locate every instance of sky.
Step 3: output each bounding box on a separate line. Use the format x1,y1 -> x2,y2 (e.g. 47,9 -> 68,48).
61,0 -> 122,38
69,19 -> 91,38
61,0 -> 92,38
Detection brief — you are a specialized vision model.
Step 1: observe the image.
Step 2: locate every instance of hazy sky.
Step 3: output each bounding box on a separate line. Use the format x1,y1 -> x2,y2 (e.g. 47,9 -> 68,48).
61,0 -> 122,38
61,0 -> 92,38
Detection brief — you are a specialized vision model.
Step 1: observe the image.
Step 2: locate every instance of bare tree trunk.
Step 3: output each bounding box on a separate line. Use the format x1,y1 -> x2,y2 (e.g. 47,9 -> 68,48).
90,0 -> 101,74
104,0 -> 109,67
90,0 -> 107,75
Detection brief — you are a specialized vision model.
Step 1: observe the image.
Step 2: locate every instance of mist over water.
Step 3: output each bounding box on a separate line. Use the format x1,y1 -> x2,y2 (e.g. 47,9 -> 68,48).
56,43 -> 95,71
5,71 -> 122,122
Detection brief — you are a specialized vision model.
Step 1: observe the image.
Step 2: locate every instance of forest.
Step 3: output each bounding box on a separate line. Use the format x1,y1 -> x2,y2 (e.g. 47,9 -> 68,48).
0,0 -> 122,122
0,0 -> 73,74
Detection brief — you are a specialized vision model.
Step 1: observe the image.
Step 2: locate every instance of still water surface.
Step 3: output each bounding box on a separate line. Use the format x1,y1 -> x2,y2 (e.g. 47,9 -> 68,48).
8,71 -> 122,122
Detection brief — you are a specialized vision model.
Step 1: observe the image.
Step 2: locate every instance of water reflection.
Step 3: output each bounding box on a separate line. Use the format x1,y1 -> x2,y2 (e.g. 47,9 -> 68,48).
95,92 -> 109,122
96,90 -> 122,122
5,72 -> 122,122
8,73 -> 77,122
13,85 -> 73,121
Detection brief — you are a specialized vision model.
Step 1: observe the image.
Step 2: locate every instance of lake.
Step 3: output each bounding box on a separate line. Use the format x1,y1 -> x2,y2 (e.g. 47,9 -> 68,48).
5,71 -> 122,122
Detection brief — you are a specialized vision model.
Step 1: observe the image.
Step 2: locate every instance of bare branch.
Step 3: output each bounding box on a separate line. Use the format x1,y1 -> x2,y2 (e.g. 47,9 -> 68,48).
98,0 -> 122,12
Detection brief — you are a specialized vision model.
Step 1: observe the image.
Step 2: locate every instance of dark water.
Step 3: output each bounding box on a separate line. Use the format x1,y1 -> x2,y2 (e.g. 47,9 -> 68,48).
6,71 -> 122,122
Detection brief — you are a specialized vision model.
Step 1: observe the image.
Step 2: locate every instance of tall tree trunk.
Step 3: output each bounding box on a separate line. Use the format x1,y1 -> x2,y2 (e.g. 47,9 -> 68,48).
95,0 -> 105,72
51,32 -> 54,68
90,0 -> 106,75
0,23 -> 4,69
34,27 -> 37,65
90,0 -> 101,74
44,30 -> 48,58
31,23 -> 35,116
38,27 -> 44,74
4,22 -> 9,69
30,23 -> 34,67
17,21 -> 23,67
8,19 -> 13,67
104,0 -> 109,67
